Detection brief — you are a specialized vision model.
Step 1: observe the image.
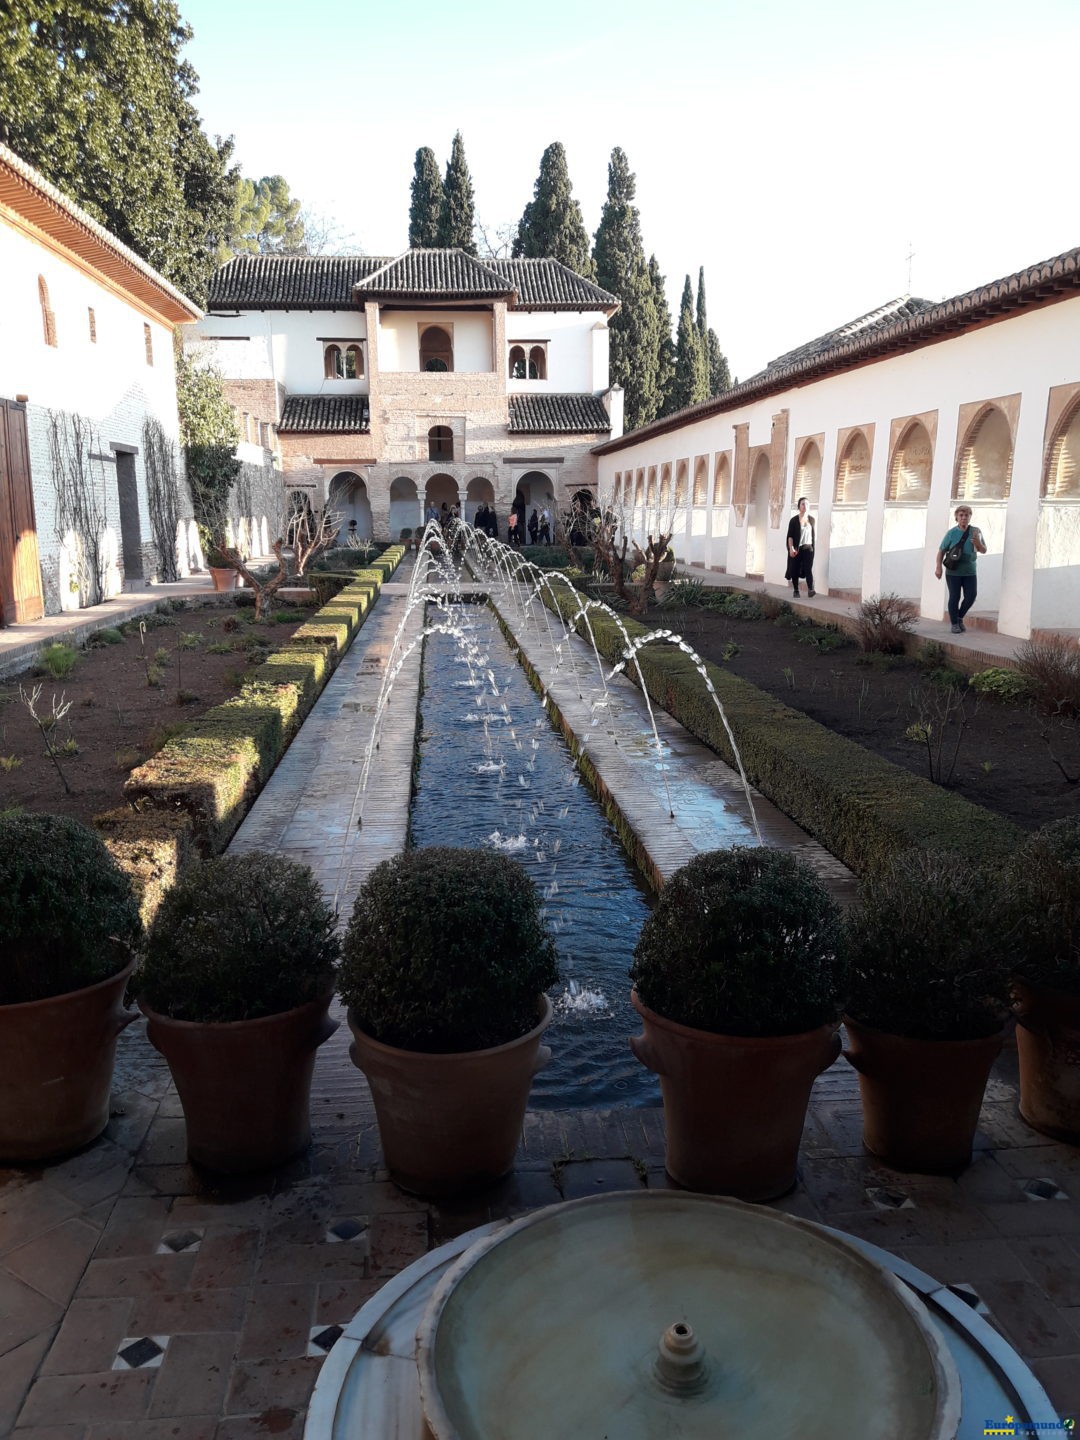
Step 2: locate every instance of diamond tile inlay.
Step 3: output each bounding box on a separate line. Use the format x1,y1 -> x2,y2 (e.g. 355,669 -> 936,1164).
157,1228 -> 204,1254
308,1324 -> 344,1356
326,1216 -> 369,1243
865,1186 -> 915,1211
1021,1177 -> 1068,1201
114,1335 -> 168,1370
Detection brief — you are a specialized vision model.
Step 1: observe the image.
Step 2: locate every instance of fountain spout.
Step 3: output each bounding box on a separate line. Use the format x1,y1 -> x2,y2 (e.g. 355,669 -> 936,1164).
654,1320 -> 711,1396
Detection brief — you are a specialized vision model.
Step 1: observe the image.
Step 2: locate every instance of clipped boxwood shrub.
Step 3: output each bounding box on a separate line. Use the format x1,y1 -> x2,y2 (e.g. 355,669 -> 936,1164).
1007,817 -> 1080,994
138,853 -> 339,1023
340,846 -> 559,1053
0,813 -> 142,1004
844,852 -> 1011,1040
630,847 -> 844,1037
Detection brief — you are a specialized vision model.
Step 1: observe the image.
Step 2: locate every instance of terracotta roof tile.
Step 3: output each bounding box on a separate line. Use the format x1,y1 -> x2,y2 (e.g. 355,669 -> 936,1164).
353,249 -> 512,299
508,394 -> 611,434
208,256 -> 389,309
278,395 -> 370,434
489,259 -> 618,311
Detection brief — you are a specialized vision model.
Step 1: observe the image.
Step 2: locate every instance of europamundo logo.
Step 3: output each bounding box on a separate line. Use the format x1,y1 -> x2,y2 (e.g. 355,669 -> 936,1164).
983,1419 -> 1075,1436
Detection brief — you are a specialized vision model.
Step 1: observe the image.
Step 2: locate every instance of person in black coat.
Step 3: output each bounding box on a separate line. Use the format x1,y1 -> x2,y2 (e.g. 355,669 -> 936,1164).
785,497 -> 816,598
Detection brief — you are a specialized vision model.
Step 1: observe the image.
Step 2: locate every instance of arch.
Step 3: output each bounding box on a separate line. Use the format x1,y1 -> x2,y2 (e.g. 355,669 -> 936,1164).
324,344 -> 343,380
659,463 -> 672,509
508,345 -> 526,379
646,466 -> 657,505
634,469 -> 645,506
424,472 -> 458,510
428,425 -> 454,462
38,275 -> 57,347
345,344 -> 364,379
887,420 -> 934,503
834,430 -> 872,505
420,325 -> 453,372
674,460 -> 688,508
328,470 -> 373,540
517,470 -> 555,515
623,473 -> 634,507
1044,395 -> 1080,499
713,452 -> 732,507
389,475 -> 422,538
747,452 -> 771,575
692,457 -> 708,506
464,475 -> 495,526
954,404 -> 1014,501
528,345 -> 546,381
792,439 -> 822,507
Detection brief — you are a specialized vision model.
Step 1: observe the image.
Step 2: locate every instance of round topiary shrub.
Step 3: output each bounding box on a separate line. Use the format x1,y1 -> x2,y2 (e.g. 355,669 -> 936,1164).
630,847 -> 844,1037
138,853 -> 339,1023
845,852 -> 1011,1040
340,846 -> 559,1053
0,813 -> 142,1005
1008,817 -> 1080,994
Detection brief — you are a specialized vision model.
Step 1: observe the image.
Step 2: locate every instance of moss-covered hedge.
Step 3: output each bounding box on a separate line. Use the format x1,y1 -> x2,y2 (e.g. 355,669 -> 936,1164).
543,585 -> 1022,876
95,806 -> 197,927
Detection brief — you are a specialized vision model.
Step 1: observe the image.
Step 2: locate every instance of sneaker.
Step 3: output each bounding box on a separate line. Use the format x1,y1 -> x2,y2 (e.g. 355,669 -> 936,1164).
807,589 -> 816,598
958,621 -> 966,632
950,623 -> 962,634
792,589 -> 800,598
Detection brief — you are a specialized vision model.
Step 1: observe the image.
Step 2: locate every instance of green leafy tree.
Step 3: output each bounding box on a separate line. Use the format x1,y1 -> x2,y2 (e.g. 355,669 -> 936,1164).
409,147 -> 444,247
438,132 -> 476,254
695,266 -> 731,395
226,175 -> 305,258
0,0 -> 237,304
593,149 -> 662,430
650,255 -> 676,416
174,335 -> 239,540
670,274 -> 710,412
512,142 -> 594,276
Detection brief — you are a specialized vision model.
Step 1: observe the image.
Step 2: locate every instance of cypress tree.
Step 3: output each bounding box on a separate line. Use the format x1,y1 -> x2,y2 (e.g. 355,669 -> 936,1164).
670,275 -> 709,412
593,148 -> 661,430
695,266 -> 732,395
409,147 -> 444,247
438,132 -> 476,254
650,256 -> 676,417
695,265 -> 708,342
513,142 -> 594,276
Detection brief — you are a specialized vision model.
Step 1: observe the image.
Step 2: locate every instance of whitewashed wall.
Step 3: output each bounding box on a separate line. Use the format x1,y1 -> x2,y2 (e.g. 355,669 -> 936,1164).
505,310 -> 600,395
376,310 -> 492,374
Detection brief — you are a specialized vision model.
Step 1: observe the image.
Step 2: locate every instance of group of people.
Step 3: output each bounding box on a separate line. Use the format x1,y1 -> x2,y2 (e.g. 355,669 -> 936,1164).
785,496 -> 988,632
421,498 -> 554,549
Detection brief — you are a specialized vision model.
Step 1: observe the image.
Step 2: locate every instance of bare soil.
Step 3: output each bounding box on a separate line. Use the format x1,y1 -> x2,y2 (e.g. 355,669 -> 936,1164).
0,600 -> 313,828
652,603 -> 1080,832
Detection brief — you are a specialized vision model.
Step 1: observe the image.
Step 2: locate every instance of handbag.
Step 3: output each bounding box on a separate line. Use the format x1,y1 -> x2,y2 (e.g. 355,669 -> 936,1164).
942,526 -> 970,572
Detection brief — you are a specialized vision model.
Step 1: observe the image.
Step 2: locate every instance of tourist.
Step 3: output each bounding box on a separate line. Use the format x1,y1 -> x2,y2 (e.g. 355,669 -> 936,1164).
440,502 -> 449,528
528,508 -> 539,544
785,497 -> 816,598
540,504 -> 552,544
935,503 -> 986,633
475,503 -> 488,531
425,501 -> 438,525
487,508 -> 499,539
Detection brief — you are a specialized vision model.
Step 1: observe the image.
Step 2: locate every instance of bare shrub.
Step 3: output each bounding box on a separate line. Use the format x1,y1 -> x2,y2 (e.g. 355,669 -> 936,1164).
855,594 -> 920,654
1015,634 -> 1080,717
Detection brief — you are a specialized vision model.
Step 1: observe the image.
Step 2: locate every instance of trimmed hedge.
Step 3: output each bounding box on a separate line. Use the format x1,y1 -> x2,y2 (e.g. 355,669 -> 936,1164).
95,806 -> 197,927
543,585 -> 1022,876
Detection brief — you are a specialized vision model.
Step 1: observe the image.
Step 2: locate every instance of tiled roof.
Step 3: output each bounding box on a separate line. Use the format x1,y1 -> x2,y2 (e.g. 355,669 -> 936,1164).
595,243 -> 1080,455
489,259 -> 618,311
353,250 -> 513,299
508,394 -> 611,434
208,256 -> 389,309
757,296 -> 937,375
278,395 -> 370,434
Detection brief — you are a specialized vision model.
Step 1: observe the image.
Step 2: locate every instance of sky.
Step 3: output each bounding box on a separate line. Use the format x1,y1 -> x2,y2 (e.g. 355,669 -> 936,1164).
177,0 -> 1080,379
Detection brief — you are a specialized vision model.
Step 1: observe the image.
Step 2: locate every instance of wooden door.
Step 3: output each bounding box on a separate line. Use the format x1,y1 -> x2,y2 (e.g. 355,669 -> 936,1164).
0,399 -> 45,624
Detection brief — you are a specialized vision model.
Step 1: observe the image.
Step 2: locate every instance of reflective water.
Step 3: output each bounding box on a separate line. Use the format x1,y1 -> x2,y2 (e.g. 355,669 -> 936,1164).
409,603 -> 659,1108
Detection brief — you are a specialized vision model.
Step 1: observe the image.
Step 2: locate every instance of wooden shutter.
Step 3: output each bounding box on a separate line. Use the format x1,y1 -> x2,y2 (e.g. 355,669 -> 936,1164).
0,399 -> 45,624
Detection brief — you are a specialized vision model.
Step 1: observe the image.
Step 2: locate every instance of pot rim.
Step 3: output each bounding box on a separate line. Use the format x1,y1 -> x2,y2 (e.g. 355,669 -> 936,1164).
138,984 -> 334,1033
1011,977 -> 1080,1004
631,987 -> 839,1047
1,956 -> 135,1014
842,1014 -> 1006,1048
348,993 -> 553,1062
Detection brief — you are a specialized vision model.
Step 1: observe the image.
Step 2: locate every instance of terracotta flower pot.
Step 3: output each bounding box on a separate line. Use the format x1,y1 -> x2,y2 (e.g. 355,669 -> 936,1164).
347,996 -> 553,1198
843,1017 -> 1003,1173
1013,981 -> 1080,1144
140,994 -> 338,1173
0,959 -> 137,1164
209,565 -> 237,591
629,989 -> 840,1201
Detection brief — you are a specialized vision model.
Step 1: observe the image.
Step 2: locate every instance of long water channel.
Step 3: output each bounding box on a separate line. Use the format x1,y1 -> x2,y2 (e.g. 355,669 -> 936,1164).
409,600 -> 659,1108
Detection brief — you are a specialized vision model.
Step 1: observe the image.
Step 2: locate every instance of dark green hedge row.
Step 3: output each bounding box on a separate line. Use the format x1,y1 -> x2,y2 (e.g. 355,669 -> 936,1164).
543,585 -> 1022,876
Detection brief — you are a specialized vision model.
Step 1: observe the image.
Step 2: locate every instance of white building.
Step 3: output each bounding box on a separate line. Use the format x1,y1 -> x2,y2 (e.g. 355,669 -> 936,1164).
596,250 -> 1080,641
189,250 -> 622,538
0,142 -> 201,621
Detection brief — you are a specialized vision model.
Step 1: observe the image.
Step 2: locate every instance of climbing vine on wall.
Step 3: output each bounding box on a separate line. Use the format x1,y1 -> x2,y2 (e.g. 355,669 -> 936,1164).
143,417 -> 182,582
49,409 -> 107,607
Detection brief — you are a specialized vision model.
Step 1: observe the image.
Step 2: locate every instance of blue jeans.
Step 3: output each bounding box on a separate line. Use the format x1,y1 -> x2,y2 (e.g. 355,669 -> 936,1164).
945,573 -> 977,625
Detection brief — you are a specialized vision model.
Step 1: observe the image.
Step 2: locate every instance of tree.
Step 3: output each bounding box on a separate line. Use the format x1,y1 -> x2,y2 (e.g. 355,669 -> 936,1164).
0,0 -> 237,304
174,335 -> 239,541
298,206 -> 363,256
438,132 -> 476,253
670,275 -> 709,413
226,175 -> 305,258
513,142 -> 594,276
409,147 -> 444,247
593,149 -> 662,431
695,266 -> 731,396
650,256 -> 676,417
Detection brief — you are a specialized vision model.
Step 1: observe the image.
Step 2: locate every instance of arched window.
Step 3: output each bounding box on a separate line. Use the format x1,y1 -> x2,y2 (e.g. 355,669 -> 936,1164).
428,425 -> 454,462
38,276 -> 57,347
528,345 -> 546,380
692,458 -> 708,506
674,462 -> 688,507
835,431 -> 871,505
793,440 -> 822,507
646,467 -> 657,504
1044,397 -> 1080,500
659,464 -> 672,509
508,345 -> 526,379
324,344 -> 343,379
713,453 -> 731,507
634,469 -> 645,506
887,421 -> 934,503
420,326 -> 453,372
955,406 -> 1013,502
345,344 -> 364,379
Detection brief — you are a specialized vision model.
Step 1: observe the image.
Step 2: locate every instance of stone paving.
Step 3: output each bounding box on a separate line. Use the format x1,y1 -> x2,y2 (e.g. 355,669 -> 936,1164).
3,568 -> 1080,1435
